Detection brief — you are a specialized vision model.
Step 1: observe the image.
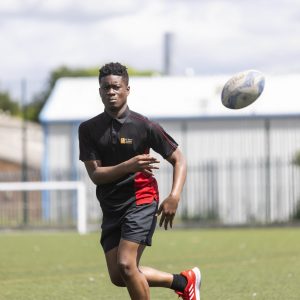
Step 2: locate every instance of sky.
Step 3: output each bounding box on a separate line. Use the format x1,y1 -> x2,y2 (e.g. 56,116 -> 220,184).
1,0 -> 300,98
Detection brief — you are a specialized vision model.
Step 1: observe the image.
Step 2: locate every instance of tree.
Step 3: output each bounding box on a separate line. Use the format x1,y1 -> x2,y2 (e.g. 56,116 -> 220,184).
292,151 -> 300,166
0,91 -> 21,116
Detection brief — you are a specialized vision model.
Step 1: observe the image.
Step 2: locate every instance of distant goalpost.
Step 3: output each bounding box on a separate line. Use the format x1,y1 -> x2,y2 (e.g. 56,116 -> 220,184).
0,181 -> 87,234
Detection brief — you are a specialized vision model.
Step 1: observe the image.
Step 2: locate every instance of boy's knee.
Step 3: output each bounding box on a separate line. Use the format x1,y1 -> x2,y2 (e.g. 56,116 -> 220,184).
117,260 -> 135,279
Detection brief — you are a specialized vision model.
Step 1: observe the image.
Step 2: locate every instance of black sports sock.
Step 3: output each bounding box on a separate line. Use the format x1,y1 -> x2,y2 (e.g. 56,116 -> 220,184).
170,274 -> 188,292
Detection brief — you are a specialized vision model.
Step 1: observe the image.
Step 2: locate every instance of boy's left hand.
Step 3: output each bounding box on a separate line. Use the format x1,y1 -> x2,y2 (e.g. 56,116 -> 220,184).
156,196 -> 179,230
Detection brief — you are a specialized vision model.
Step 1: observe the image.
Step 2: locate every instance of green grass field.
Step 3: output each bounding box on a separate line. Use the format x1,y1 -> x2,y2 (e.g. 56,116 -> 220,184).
1,227 -> 299,300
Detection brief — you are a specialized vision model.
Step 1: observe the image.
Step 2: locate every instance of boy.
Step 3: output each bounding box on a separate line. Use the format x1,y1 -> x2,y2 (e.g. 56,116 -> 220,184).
78,62 -> 201,299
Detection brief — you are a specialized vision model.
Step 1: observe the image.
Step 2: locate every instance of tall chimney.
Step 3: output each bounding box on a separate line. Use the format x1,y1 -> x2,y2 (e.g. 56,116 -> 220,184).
163,32 -> 173,75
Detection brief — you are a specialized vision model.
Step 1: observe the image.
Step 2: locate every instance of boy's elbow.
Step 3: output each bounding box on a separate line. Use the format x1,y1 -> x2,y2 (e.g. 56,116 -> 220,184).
88,169 -> 102,185
90,170 -> 111,185
168,148 -> 186,166
88,172 -> 97,185
91,176 -> 99,185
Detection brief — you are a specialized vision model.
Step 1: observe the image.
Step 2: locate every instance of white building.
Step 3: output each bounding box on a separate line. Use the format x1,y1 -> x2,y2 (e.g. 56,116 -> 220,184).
0,113 -> 43,171
39,74 -> 300,226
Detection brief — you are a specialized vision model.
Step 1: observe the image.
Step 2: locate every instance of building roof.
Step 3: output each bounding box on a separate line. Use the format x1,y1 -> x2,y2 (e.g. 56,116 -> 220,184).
39,74 -> 300,123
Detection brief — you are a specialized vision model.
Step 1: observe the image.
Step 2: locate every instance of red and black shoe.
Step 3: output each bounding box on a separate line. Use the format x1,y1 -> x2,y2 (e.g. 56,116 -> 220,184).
175,267 -> 201,300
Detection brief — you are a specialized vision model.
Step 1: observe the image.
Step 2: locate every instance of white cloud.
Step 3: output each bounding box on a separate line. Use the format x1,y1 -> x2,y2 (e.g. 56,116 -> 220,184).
0,0 -> 143,22
1,0 -> 300,92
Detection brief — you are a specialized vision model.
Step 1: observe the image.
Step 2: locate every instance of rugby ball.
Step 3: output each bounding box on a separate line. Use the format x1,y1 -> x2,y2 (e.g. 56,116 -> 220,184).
221,70 -> 265,109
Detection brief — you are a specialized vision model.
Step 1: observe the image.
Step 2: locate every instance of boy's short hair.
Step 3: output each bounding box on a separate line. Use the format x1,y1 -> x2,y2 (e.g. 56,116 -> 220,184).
99,62 -> 129,85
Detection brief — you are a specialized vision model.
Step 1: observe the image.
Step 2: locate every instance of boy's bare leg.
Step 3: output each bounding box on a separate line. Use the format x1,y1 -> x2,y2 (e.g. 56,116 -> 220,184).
117,239 -> 150,300
139,266 -> 173,287
104,241 -> 173,298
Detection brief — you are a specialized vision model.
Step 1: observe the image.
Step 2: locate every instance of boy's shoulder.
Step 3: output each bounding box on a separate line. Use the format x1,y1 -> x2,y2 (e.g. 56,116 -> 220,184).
79,112 -> 106,128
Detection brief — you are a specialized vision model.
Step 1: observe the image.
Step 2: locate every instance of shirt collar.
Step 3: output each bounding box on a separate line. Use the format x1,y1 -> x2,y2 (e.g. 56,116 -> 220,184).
103,106 -> 130,124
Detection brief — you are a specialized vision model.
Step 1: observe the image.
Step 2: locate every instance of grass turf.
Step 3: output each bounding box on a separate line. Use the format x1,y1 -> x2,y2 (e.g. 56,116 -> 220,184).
0,227 -> 299,300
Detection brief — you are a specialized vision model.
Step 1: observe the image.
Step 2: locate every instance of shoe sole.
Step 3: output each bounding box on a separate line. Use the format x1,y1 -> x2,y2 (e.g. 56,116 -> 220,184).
192,267 -> 201,300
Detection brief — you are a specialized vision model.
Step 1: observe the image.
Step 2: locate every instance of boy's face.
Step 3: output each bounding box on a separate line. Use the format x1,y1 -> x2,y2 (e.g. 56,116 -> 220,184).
99,75 -> 130,114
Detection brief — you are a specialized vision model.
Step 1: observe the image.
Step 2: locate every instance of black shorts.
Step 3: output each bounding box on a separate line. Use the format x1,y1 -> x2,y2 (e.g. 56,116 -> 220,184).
100,201 -> 158,253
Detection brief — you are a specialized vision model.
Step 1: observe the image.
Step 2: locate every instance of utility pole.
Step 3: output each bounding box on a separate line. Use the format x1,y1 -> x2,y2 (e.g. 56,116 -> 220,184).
21,79 -> 28,225
265,118 -> 271,223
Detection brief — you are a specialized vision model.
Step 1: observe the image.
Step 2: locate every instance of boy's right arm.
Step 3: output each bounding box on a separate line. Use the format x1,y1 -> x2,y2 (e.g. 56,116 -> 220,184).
84,154 -> 160,185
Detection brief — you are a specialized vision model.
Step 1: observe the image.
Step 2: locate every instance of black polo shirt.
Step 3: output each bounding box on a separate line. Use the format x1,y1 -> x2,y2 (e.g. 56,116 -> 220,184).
78,107 -> 178,212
